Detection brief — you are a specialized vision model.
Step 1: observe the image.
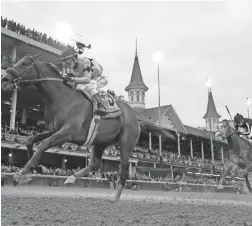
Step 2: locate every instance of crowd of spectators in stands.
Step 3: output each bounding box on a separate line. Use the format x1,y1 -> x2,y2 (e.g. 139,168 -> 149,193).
1,121 -> 226,172
1,54 -> 19,69
1,164 -> 242,189
2,120 -> 46,137
1,17 -> 67,50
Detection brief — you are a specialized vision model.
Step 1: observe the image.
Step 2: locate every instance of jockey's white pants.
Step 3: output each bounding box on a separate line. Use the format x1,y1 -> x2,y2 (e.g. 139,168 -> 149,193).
76,79 -> 99,97
239,127 -> 252,140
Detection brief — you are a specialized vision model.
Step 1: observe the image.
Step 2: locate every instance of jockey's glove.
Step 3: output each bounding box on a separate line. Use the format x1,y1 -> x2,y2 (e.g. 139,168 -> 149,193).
236,131 -> 242,135
62,76 -> 74,83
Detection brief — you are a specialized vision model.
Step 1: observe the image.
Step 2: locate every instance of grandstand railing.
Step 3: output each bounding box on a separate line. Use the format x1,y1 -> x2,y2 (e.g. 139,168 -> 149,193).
2,173 -> 239,193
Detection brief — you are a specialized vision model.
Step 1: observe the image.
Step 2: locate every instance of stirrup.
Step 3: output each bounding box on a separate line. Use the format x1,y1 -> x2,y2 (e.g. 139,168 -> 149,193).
94,109 -> 107,115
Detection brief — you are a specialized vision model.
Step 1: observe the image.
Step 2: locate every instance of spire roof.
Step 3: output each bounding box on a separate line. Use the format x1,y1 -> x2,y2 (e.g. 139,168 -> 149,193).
203,90 -> 221,119
125,38 -> 149,92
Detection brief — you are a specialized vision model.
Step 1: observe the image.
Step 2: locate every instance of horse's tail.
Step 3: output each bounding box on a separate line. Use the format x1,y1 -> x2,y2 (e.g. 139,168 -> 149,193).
138,120 -> 176,141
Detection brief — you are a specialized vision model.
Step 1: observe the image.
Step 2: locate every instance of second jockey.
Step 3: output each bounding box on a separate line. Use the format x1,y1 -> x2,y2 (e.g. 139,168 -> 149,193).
234,113 -> 252,143
60,42 -> 107,115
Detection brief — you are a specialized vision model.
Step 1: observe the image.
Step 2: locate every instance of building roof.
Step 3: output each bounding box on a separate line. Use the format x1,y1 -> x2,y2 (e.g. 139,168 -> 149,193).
185,125 -> 213,139
184,125 -> 227,144
203,90 -> 221,119
133,109 -> 176,141
142,105 -> 171,122
141,105 -> 188,134
125,41 -> 148,92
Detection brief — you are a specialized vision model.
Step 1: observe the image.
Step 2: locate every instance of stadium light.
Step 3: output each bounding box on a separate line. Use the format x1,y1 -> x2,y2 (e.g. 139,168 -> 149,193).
152,50 -> 164,162
246,97 -> 252,106
54,22 -> 74,45
64,159 -> 67,163
247,97 -> 251,118
153,50 -> 164,65
8,153 -> 12,157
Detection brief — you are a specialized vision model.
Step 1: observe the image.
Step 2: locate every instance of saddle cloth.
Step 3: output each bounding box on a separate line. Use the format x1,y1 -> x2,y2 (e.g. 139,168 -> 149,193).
79,90 -> 122,147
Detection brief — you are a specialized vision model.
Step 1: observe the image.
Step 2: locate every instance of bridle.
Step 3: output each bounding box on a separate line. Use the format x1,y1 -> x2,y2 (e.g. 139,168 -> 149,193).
11,55 -> 63,88
218,122 -> 237,139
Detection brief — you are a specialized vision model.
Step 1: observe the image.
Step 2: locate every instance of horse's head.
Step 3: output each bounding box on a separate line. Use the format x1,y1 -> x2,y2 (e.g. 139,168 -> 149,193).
1,53 -> 43,92
215,120 -> 235,140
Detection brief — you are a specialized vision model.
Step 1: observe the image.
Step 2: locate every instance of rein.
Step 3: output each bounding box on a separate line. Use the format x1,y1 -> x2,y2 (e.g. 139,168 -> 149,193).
17,78 -> 63,83
226,131 -> 237,138
13,56 -> 63,86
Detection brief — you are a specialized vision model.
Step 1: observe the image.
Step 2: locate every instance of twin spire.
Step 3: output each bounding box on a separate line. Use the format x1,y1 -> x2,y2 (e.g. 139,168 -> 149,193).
125,37 -> 148,92
135,37 -> 138,57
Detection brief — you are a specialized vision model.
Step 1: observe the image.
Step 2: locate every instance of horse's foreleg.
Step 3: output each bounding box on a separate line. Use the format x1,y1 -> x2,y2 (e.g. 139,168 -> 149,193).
24,131 -> 53,160
64,144 -> 105,184
115,125 -> 140,203
20,127 -> 71,175
218,164 -> 232,189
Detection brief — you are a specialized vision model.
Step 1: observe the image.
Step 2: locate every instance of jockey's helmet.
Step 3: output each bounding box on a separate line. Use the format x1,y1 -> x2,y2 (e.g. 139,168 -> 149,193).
60,46 -> 79,71
234,113 -> 245,125
60,46 -> 77,62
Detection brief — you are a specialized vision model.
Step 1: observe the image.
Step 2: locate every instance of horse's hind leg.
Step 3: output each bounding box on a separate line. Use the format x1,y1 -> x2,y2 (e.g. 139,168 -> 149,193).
115,125 -> 140,202
243,162 -> 252,192
64,144 -> 106,184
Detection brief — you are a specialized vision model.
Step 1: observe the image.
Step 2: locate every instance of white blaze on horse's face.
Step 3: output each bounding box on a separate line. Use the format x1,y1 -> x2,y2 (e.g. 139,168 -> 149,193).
217,122 -> 228,139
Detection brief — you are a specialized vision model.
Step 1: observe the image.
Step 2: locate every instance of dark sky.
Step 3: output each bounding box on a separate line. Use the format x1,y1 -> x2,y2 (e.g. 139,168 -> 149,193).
2,0 -> 252,127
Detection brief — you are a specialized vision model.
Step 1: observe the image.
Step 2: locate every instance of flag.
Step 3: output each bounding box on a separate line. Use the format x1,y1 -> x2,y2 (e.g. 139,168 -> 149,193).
247,97 -> 252,106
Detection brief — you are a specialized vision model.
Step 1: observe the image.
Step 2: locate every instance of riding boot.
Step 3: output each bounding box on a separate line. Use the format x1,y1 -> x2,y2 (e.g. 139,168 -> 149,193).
93,93 -> 107,115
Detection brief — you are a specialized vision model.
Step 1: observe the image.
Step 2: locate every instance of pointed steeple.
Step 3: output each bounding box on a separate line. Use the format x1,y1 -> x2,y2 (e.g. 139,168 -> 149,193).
203,90 -> 221,119
135,37 -> 138,56
125,38 -> 148,92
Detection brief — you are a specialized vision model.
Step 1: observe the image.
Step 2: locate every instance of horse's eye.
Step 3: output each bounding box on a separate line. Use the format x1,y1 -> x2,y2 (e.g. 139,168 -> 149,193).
22,62 -> 28,66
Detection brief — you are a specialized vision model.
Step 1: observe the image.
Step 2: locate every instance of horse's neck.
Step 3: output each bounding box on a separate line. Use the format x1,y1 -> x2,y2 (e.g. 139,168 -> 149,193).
227,128 -> 241,150
35,64 -> 85,112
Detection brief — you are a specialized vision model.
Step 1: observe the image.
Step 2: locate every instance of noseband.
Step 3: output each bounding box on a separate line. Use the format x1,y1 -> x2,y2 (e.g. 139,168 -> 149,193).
218,123 -> 237,139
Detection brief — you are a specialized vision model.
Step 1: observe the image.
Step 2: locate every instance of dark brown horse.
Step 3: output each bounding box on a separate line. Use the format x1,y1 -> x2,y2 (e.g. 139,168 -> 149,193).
1,54 -> 175,202
216,120 -> 252,192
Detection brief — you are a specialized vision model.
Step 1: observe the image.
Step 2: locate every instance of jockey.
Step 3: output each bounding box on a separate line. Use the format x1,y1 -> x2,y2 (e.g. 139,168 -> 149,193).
60,42 -> 107,115
234,113 -> 252,142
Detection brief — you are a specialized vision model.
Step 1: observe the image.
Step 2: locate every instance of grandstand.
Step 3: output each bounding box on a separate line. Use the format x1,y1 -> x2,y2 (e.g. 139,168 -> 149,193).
1,17 -> 234,185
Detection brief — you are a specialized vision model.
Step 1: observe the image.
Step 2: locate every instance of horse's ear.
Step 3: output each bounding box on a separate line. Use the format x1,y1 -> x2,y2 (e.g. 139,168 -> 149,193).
33,52 -> 44,60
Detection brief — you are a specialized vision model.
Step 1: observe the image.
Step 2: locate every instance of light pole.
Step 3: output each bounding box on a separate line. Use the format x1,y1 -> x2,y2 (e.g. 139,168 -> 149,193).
153,50 -> 164,161
205,77 -> 214,164
247,97 -> 251,118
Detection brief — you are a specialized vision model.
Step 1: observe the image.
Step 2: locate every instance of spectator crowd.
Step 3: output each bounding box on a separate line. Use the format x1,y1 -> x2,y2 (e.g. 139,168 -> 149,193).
1,164 -> 241,190
2,120 -> 47,137
1,17 -> 67,50
1,121 -> 227,172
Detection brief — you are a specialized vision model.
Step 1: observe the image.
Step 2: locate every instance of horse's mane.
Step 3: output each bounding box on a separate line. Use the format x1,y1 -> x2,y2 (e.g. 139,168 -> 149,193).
44,62 -> 63,78
43,62 -> 78,90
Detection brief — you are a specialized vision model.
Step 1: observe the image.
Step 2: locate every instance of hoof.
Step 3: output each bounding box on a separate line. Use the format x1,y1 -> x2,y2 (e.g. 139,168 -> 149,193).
13,172 -> 32,185
114,196 -> 120,203
64,175 -> 76,184
107,199 -> 116,204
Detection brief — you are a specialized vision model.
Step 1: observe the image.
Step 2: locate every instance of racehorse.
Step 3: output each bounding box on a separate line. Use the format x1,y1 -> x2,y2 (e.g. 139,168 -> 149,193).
1,54 -> 176,202
216,120 -> 252,193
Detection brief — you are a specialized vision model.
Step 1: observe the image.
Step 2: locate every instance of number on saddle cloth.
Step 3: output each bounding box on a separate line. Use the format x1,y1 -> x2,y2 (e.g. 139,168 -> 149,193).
97,76 -> 108,88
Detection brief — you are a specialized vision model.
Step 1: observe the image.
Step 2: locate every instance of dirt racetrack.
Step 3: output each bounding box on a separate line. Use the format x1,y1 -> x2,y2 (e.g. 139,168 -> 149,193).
1,186 -> 252,226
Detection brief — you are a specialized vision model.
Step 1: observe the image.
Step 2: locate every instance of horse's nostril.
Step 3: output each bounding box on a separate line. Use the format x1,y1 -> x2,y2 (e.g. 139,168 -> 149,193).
2,78 -> 9,83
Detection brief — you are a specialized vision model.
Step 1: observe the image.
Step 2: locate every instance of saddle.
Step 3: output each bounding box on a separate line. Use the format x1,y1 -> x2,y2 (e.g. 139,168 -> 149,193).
78,89 -> 122,147
80,90 -> 122,119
